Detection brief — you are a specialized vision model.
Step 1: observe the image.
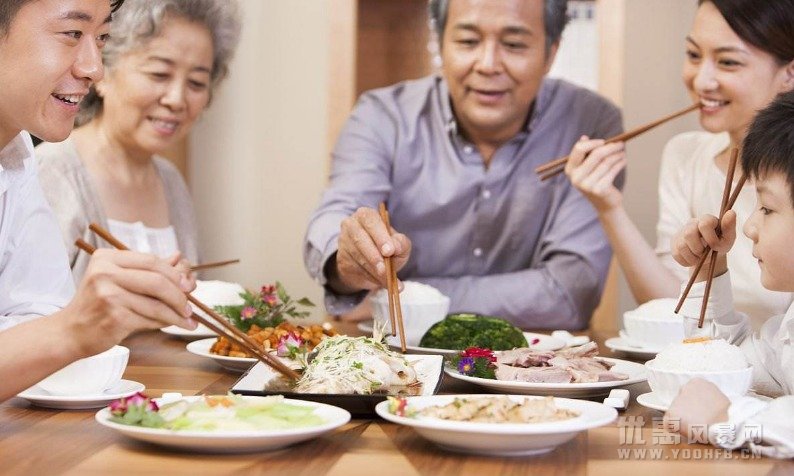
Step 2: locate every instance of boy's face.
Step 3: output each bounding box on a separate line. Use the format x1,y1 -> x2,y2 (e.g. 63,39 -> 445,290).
743,172 -> 794,292
0,0 -> 111,145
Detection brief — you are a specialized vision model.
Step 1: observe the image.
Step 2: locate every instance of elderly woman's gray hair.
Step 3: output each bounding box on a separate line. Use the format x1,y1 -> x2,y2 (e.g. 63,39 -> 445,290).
428,0 -> 569,55
78,0 -> 241,124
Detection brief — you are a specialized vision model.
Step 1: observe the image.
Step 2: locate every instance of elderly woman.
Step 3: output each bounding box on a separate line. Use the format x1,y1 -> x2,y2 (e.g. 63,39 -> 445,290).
37,0 -> 241,281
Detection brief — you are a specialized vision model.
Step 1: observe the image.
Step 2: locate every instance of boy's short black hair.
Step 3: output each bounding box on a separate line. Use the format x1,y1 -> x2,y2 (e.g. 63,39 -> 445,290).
742,90 -> 794,207
1,0 -> 125,36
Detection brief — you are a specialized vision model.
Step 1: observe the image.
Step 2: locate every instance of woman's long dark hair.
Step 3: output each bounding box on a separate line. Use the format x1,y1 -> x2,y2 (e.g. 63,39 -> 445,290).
700,0 -> 794,65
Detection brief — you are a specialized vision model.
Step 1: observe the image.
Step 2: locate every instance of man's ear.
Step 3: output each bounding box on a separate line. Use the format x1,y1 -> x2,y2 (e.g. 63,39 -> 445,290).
543,42 -> 560,75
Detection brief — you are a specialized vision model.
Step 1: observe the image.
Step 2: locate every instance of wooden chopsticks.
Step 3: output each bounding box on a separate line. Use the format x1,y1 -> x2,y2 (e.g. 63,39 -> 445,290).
378,203 -> 407,353
535,103 -> 700,181
190,258 -> 240,272
674,148 -> 746,330
80,224 -> 300,380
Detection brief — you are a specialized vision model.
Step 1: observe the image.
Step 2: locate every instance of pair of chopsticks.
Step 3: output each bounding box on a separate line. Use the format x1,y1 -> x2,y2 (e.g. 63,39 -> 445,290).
378,203 -> 407,353
674,148 -> 746,328
190,258 -> 240,272
535,103 -> 700,181
77,223 -> 300,381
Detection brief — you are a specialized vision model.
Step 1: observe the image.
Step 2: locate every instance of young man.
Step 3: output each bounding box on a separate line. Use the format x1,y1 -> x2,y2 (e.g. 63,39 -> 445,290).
304,0 -> 623,329
0,0 -> 196,402
666,90 -> 794,458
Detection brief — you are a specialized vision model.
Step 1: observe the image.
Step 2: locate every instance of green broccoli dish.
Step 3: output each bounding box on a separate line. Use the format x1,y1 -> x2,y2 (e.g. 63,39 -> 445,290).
419,313 -> 527,351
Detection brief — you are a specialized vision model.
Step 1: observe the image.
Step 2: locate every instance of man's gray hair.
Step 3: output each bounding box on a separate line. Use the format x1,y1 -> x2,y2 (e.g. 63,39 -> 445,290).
428,0 -> 569,55
79,0 -> 241,124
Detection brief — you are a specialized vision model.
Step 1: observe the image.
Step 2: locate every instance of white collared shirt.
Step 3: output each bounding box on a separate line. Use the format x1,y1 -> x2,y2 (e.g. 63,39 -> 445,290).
0,132 -> 74,331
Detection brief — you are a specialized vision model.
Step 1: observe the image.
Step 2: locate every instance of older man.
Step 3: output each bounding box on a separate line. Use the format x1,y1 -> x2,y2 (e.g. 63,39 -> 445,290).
0,0 -> 196,401
304,0 -> 623,329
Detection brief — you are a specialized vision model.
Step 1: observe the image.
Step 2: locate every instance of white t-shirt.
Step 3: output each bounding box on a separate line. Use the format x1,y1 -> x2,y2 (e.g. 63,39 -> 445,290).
0,132 -> 74,330
655,131 -> 794,329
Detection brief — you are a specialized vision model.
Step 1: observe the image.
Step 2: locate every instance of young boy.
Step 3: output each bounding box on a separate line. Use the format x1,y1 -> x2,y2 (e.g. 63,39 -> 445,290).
666,90 -> 794,459
0,0 -> 196,402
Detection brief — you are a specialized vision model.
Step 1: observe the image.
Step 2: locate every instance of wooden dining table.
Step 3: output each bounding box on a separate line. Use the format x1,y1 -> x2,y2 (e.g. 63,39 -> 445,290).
1,323 -> 791,476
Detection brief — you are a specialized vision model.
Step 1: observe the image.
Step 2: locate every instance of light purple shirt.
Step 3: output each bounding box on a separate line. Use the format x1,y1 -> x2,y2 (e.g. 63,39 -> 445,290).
304,75 -> 623,330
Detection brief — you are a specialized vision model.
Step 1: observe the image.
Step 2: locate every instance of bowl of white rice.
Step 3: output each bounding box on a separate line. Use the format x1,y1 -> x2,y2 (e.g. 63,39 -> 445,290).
645,339 -> 753,406
370,281 -> 450,346
622,298 -> 685,349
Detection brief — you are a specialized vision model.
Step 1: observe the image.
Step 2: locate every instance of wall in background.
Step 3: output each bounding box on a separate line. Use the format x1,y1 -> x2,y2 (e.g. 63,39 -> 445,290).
599,0 -> 700,322
189,0 -> 331,321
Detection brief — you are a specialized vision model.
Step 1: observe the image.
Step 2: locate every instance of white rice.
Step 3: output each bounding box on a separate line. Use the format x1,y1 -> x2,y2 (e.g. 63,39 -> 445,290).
374,281 -> 446,304
191,280 -> 245,307
625,298 -> 683,322
653,339 -> 748,372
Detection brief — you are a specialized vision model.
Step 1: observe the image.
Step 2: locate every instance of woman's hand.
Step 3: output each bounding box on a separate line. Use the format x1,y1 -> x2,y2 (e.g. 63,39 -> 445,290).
564,135 -> 626,214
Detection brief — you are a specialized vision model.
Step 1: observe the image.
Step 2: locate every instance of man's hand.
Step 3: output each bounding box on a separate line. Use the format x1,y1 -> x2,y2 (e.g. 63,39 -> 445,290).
327,207 -> 411,294
58,249 -> 197,358
665,378 -> 731,437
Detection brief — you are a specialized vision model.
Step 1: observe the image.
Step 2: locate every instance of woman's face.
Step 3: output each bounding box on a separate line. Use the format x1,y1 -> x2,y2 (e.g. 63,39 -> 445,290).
98,16 -> 213,156
682,2 -> 793,140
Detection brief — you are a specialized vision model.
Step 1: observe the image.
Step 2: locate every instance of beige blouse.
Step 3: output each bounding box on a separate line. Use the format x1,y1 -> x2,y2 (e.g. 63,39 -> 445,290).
35,137 -> 200,282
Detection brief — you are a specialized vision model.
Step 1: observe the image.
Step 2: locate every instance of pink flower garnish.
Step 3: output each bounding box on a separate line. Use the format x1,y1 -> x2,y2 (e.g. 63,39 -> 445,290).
109,398 -> 127,415
276,332 -> 304,357
241,306 -> 257,320
260,284 -> 276,296
530,338 -> 540,345
126,391 -> 148,406
263,294 -> 277,306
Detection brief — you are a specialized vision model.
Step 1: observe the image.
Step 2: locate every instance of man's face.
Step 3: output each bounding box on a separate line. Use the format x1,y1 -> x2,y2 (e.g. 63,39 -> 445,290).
441,0 -> 557,142
743,172 -> 794,292
0,0 -> 111,145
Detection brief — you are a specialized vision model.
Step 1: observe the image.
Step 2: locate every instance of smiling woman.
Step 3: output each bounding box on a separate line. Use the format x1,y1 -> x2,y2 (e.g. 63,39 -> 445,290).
35,0 -> 241,282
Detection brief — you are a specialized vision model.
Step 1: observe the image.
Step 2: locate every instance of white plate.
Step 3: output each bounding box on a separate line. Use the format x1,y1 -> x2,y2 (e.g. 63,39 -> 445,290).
605,337 -> 659,360
161,323 -> 216,340
444,357 -> 648,398
636,392 -> 668,412
186,338 -> 256,372
95,396 -> 351,453
17,379 -> 145,410
356,320 -> 565,354
375,394 -> 617,456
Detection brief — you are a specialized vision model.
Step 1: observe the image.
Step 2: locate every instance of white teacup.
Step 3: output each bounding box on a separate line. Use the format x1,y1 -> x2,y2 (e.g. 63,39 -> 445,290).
370,281 -> 450,346
37,345 -> 129,396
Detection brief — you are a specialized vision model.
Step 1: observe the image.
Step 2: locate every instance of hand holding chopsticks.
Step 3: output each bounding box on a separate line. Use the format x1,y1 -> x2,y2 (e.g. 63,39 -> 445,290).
81,223 -> 300,380
378,203 -> 407,353
673,148 -> 745,329
536,103 -> 700,181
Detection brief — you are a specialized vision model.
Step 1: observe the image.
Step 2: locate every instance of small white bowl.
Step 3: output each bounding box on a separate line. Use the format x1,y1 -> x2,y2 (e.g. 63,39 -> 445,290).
370,282 -> 450,346
37,346 -> 129,396
622,298 -> 685,349
645,358 -> 753,406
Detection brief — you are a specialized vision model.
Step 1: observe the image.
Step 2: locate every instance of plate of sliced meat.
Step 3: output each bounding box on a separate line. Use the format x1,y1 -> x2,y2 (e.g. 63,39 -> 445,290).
444,342 -> 648,398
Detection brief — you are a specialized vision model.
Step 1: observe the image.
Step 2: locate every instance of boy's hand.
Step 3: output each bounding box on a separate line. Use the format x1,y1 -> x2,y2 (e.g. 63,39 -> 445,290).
665,378 -> 731,437
672,211 -> 737,267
